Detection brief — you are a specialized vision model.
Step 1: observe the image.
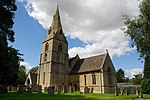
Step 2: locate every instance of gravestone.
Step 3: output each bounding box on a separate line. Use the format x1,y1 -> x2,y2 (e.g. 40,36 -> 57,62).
38,85 -> 42,93
69,86 -> 74,93
52,86 -> 55,94
17,85 -> 23,92
12,87 -> 17,92
84,86 -> 89,93
91,88 -> 94,93
63,85 -> 68,93
57,85 -> 61,94
121,88 -> 124,95
139,91 -> 143,98
48,86 -> 55,96
8,86 -> 12,91
136,88 -> 139,95
115,86 -> 118,96
23,85 -> 27,92
31,85 -> 35,92
27,86 -> 32,93
32,85 -> 38,92
126,88 -> 129,95
44,87 -> 48,92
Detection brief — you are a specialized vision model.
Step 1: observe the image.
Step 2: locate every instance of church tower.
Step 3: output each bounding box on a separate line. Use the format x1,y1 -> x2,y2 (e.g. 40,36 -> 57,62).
37,6 -> 69,88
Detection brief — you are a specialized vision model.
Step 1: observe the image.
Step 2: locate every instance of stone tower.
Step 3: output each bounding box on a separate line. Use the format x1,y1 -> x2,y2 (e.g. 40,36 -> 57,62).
37,6 -> 69,88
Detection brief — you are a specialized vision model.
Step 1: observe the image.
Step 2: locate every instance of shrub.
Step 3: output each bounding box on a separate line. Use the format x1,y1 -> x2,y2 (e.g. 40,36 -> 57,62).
141,78 -> 150,94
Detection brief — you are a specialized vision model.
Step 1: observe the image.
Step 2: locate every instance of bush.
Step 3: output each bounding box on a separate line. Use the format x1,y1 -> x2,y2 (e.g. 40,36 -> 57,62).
141,78 -> 150,94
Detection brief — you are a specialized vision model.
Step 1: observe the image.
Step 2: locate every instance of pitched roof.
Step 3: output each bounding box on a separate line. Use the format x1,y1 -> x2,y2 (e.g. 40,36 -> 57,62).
70,53 -> 107,74
69,54 -> 80,66
69,57 -> 76,66
31,67 -> 38,74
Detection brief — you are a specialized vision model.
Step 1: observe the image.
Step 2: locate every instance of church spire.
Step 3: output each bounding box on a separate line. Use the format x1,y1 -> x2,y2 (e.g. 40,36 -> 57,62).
49,5 -> 62,33
44,5 -> 67,43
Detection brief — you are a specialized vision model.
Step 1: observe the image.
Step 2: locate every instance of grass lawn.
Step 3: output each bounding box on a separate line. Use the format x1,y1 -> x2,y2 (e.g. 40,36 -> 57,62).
0,92 -> 150,100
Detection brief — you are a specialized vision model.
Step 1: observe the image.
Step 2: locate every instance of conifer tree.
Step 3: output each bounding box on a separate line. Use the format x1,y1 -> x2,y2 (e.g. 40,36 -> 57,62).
0,0 -> 23,86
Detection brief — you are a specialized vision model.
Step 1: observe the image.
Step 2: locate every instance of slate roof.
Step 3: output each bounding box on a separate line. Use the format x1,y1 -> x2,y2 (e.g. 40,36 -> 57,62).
31,67 -> 38,74
69,56 -> 76,66
70,53 -> 107,74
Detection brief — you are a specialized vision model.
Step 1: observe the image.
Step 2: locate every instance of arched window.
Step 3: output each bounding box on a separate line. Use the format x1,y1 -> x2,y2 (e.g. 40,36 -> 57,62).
92,73 -> 96,85
45,43 -> 49,52
58,43 -> 63,51
108,67 -> 112,85
44,53 -> 47,62
43,72 -> 45,84
84,75 -> 86,86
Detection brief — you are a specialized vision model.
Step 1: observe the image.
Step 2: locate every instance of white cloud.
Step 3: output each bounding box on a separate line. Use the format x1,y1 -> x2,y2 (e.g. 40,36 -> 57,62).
18,0 -> 140,58
68,29 -> 136,58
20,61 -> 33,72
125,68 -> 143,78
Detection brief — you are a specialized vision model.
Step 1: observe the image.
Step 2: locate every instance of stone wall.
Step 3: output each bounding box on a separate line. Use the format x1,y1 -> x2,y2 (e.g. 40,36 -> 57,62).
38,34 -> 69,89
69,75 -> 79,91
102,53 -> 117,93
79,72 -> 101,93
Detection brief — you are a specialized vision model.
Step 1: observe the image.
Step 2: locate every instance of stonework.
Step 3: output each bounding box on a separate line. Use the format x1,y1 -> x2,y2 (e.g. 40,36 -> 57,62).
25,5 -> 117,94
36,6 -> 69,89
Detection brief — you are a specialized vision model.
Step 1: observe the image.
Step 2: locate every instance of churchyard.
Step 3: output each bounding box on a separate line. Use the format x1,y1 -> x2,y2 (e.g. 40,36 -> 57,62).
0,85 -> 150,100
1,92 -> 150,100
0,92 -> 144,100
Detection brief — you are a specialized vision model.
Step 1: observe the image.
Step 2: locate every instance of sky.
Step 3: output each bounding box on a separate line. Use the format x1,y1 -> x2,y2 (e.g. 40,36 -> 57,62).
12,0 -> 143,78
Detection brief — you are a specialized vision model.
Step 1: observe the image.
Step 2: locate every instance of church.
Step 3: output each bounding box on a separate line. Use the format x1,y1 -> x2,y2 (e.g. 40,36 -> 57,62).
25,6 -> 117,93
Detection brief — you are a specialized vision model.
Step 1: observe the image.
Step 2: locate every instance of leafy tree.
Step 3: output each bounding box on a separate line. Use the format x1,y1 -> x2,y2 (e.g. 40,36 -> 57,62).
124,77 -> 130,83
17,65 -> 27,85
123,0 -> 150,78
116,68 -> 125,83
141,78 -> 150,94
132,74 -> 143,85
28,66 -> 38,74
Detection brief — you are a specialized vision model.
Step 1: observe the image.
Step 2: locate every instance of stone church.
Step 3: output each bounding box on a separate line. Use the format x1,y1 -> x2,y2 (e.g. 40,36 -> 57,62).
25,6 -> 117,93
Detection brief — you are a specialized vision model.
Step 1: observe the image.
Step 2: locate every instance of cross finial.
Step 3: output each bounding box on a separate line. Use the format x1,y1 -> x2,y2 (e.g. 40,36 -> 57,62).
106,49 -> 108,53
57,0 -> 59,7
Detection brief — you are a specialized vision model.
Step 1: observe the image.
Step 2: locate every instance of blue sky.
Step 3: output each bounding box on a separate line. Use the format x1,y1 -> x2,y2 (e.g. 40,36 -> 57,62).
12,1 -> 143,78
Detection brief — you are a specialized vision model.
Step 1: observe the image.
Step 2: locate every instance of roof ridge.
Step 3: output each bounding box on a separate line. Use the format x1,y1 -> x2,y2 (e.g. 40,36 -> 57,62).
81,53 -> 106,60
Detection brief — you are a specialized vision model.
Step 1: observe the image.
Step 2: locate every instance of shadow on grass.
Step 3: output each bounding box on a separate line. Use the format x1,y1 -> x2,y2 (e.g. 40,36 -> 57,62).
0,92 -> 99,100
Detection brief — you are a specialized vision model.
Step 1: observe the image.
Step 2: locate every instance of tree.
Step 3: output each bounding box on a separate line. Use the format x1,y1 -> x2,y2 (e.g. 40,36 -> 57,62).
17,65 -> 27,85
116,68 -> 125,83
0,47 -> 23,85
123,0 -> 150,78
0,0 -> 17,43
141,78 -> 150,94
124,77 -> 130,83
0,0 -> 23,87
132,74 -> 143,85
